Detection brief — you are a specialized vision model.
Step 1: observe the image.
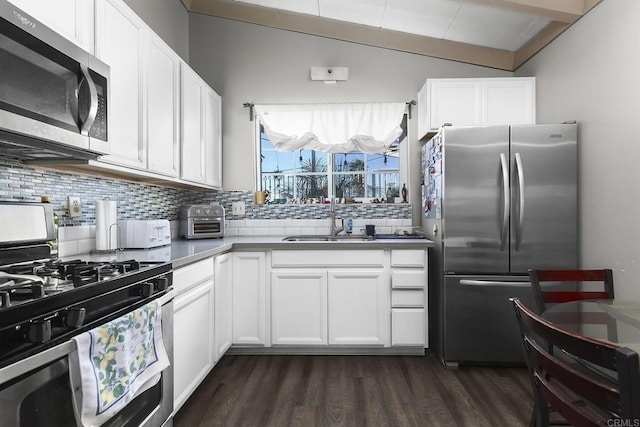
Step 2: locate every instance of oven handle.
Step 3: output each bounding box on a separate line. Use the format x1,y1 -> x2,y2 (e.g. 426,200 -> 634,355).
0,289 -> 174,385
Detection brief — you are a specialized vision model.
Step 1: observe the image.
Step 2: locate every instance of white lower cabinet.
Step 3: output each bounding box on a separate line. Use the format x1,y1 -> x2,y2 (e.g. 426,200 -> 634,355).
328,270 -> 387,346
271,270 -> 327,345
270,249 -> 390,348
390,249 -> 428,347
214,253 -> 233,362
391,309 -> 425,346
232,252 -> 267,345
173,258 -> 215,412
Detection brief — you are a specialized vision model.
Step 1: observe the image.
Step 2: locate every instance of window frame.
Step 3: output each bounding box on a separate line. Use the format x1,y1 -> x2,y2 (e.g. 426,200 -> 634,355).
255,113 -> 408,202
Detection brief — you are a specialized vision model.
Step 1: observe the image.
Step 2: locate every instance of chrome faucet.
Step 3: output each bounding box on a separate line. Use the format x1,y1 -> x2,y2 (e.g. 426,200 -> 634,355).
330,197 -> 344,236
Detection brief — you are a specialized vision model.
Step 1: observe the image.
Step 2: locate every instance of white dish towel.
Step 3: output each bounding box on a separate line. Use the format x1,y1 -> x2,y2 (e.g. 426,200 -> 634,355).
69,300 -> 170,427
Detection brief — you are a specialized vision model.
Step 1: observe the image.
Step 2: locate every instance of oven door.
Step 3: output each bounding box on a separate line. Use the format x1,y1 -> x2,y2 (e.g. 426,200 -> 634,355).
0,295 -> 173,427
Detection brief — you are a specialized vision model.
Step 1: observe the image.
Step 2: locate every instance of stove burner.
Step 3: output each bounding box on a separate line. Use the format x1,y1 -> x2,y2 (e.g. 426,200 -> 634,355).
0,259 -> 145,305
0,278 -> 45,308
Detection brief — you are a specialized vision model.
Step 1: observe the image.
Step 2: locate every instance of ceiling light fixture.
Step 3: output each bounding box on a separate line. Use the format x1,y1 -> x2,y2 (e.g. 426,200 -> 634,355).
310,66 -> 348,84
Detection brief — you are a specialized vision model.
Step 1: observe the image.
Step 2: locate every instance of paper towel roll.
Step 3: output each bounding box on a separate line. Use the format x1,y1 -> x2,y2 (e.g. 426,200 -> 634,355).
95,199 -> 118,251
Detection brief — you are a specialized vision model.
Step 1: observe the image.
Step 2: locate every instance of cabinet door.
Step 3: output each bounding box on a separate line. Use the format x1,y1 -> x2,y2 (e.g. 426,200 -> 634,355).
482,78 -> 536,125
232,252 -> 267,345
8,0 -> 94,53
391,308 -> 425,346
173,279 -> 214,412
95,0 -> 146,169
327,270 -> 388,346
214,253 -> 233,362
271,270 -> 327,346
417,79 -> 429,139
180,64 -> 205,183
146,34 -> 180,177
204,86 -> 222,188
427,79 -> 482,131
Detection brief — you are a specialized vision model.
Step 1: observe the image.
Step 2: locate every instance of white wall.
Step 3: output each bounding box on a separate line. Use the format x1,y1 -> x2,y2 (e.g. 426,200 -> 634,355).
516,0 -> 640,298
188,14 -> 512,222
123,0 -> 189,61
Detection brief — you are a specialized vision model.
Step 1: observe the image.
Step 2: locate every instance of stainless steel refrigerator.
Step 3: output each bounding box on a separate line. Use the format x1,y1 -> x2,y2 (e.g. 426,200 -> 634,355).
422,123 -> 577,366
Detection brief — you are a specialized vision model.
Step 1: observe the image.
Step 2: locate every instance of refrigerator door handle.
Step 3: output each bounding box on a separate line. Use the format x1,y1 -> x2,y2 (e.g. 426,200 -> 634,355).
459,279 -> 531,287
514,153 -> 525,251
499,153 -> 510,251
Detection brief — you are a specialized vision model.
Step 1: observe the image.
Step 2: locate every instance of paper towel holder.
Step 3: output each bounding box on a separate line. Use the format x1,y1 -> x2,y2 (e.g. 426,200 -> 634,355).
91,222 -> 122,254
91,197 -> 123,254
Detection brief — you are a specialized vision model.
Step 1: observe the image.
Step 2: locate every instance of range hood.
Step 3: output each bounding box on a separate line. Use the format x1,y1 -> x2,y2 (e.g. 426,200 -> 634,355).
0,130 -> 101,161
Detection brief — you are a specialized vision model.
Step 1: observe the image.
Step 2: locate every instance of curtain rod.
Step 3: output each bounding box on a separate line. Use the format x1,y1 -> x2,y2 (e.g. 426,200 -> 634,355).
242,100 -> 416,122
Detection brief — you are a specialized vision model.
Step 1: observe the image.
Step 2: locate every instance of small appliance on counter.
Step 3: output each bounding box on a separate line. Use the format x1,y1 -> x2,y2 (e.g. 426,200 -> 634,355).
179,204 -> 225,239
118,219 -> 171,249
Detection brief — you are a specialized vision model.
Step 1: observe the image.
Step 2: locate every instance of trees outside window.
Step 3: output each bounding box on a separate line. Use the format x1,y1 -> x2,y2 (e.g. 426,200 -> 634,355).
258,115 -> 406,201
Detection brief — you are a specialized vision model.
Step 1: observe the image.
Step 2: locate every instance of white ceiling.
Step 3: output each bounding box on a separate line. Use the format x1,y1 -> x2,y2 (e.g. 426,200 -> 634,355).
233,0 -> 550,52
183,0 -> 602,71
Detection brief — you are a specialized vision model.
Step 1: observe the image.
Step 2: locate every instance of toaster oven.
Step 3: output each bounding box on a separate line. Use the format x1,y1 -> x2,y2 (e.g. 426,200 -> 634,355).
179,204 -> 225,239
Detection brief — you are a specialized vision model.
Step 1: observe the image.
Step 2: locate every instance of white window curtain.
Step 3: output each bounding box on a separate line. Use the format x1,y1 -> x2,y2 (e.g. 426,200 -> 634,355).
254,102 -> 406,154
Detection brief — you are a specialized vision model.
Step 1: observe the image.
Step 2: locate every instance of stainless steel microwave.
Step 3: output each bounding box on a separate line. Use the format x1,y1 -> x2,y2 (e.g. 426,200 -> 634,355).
0,0 -> 110,160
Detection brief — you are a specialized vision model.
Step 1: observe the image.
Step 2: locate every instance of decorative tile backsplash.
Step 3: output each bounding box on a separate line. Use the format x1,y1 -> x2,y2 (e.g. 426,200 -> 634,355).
0,158 -> 207,226
1,158 -> 413,255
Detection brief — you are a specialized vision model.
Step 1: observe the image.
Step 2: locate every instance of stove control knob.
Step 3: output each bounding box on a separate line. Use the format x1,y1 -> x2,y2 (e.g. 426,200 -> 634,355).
141,282 -> 154,298
64,308 -> 86,328
155,277 -> 169,291
27,320 -> 52,343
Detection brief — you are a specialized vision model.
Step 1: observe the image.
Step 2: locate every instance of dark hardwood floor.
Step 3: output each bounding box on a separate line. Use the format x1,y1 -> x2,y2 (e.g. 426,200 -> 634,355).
174,352 -> 534,427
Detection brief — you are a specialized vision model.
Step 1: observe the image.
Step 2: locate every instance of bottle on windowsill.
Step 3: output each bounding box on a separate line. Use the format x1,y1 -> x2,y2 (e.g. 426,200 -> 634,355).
41,195 -> 59,259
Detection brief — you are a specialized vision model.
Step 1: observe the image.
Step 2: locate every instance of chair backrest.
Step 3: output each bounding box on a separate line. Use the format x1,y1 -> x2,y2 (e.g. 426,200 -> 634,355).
528,269 -> 615,313
511,298 -> 640,426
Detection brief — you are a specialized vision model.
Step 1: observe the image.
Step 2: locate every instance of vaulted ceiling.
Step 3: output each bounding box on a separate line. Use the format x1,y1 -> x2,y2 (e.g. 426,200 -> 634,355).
181,0 -> 601,71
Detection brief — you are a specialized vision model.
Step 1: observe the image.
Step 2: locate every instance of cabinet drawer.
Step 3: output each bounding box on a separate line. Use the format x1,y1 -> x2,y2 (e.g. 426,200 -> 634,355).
391,270 -> 425,289
390,250 -> 426,268
391,290 -> 424,308
391,309 -> 425,346
173,257 -> 214,294
271,250 -> 385,268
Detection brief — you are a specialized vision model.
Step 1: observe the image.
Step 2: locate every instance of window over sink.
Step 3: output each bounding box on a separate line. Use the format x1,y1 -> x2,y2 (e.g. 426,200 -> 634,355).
257,114 -> 407,202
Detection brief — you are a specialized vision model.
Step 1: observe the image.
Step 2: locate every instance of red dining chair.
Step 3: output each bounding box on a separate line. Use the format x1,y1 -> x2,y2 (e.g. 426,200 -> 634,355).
511,297 -> 640,427
528,269 -> 614,314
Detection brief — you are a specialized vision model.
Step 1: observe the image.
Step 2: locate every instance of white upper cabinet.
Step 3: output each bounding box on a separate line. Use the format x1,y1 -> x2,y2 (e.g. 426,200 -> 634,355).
146,34 -> 180,177
8,0 -> 95,53
95,0 -> 146,169
481,78 -> 536,126
180,64 -> 206,184
181,64 -> 223,188
205,87 -> 222,188
422,79 -> 482,136
20,0 -> 223,188
418,77 -> 535,138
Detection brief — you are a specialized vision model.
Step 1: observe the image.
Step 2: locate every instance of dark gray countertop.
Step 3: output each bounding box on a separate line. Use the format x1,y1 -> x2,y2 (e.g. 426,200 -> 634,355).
68,236 -> 434,269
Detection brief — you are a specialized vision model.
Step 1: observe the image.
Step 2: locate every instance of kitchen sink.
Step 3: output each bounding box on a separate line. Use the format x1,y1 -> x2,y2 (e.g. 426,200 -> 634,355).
282,235 -> 373,242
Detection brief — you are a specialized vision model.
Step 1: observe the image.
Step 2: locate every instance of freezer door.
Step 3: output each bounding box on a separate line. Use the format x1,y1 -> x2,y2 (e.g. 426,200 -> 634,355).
443,275 -> 536,364
510,124 -> 578,273
442,126 -> 510,273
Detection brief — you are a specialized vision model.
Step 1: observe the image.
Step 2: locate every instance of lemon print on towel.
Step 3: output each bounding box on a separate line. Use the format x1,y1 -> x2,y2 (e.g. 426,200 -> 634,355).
90,302 -> 159,411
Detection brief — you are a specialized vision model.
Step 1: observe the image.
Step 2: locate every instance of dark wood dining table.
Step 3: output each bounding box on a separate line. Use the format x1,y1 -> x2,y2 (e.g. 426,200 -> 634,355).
542,299 -> 640,357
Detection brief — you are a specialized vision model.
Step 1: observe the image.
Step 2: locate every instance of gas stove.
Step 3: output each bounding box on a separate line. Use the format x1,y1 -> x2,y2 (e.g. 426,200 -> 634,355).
0,258 -> 163,308
0,201 -> 173,370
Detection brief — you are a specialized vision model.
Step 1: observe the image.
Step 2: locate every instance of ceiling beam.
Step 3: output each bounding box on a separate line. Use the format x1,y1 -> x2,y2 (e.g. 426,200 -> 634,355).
188,0 -> 516,71
513,21 -> 570,70
459,0 -> 590,24
512,0 -> 601,70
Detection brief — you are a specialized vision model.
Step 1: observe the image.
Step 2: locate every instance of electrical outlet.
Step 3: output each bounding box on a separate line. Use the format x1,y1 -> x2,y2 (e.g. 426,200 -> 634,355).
232,201 -> 245,216
68,196 -> 82,217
